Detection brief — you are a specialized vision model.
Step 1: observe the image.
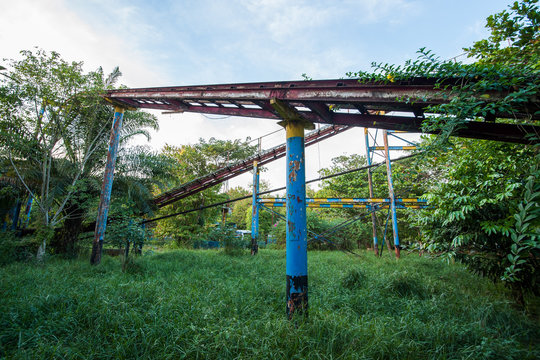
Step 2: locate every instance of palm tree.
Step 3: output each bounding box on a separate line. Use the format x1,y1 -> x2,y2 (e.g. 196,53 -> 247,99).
1,49 -> 165,258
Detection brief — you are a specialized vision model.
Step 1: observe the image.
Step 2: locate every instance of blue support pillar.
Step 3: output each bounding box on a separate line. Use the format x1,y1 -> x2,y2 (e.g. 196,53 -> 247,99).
91,106 -> 125,265
383,130 -> 400,258
364,128 -> 379,256
251,161 -> 260,255
285,121 -> 308,318
10,199 -> 21,231
22,195 -> 33,229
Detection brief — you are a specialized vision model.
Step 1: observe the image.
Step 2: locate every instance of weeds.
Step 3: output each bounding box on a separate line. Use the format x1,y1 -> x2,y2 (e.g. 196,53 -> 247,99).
0,250 -> 538,359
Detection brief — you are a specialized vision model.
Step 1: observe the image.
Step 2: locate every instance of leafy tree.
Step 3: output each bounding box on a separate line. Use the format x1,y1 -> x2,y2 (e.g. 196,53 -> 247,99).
153,138 -> 257,246
346,0 -> 539,303
226,186 -> 251,229
464,0 -> 539,66
412,138 -> 538,301
0,49 -> 162,258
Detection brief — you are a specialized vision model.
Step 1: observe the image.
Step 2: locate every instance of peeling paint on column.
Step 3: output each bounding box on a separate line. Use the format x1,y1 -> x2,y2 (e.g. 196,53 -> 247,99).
383,130 -> 401,259
91,107 -> 124,265
251,161 -> 260,255
285,121 -> 308,319
364,128 -> 380,256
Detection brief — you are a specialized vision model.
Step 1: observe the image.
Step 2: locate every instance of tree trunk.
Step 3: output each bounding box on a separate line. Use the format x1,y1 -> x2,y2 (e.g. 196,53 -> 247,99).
52,205 -> 85,258
122,240 -> 131,272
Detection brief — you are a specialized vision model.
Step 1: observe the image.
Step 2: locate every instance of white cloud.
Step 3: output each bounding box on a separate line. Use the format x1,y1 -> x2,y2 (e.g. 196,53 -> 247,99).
0,0 -> 167,87
245,0 -> 333,43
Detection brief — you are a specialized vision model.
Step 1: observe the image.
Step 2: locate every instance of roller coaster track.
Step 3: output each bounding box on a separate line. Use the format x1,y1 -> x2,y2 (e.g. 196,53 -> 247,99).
153,124 -> 349,207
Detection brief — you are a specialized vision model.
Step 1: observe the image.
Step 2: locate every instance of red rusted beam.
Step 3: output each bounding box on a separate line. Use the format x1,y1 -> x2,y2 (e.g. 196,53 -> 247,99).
105,79 -> 539,144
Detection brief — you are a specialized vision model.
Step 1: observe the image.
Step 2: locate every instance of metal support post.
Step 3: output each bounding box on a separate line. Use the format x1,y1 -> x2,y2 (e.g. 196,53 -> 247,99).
10,200 -> 21,231
364,128 -> 379,255
91,106 -> 125,265
383,130 -> 400,258
251,161 -> 260,255
22,195 -> 33,229
285,121 -> 308,318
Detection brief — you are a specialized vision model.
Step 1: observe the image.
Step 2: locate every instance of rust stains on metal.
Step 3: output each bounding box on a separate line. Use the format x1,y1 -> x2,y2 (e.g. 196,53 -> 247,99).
103,78 -> 539,144
288,160 -> 301,182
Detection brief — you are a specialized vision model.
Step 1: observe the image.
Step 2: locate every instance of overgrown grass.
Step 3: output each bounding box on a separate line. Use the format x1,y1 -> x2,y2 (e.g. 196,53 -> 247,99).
1,250 -> 538,359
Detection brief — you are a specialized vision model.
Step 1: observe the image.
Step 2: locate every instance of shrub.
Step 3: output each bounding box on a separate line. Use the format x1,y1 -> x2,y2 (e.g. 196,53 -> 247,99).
0,232 -> 39,265
206,225 -> 245,255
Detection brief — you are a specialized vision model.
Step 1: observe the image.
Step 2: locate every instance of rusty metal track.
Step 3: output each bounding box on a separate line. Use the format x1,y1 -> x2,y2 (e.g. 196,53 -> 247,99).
105,78 -> 540,144
153,124 -> 349,207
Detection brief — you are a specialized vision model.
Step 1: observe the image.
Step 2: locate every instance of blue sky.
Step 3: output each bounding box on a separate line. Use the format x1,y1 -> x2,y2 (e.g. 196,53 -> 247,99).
1,0 -> 511,190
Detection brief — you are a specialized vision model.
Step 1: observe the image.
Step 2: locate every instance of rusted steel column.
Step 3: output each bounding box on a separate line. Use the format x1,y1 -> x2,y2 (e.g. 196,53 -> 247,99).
364,128 -> 379,255
285,121 -> 308,319
383,130 -> 400,259
91,106 -> 125,265
251,161 -> 260,255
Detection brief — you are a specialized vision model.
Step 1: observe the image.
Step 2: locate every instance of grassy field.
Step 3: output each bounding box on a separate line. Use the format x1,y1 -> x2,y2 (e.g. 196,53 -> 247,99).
1,249 -> 538,359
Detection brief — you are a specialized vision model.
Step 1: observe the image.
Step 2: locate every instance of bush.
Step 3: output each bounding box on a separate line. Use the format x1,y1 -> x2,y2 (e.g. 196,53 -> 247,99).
206,225 -> 245,255
0,232 -> 39,265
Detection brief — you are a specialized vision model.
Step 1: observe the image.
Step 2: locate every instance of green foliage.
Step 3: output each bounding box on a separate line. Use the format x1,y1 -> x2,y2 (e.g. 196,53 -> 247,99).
0,250 -> 538,358
464,0 -> 539,66
226,186 -> 251,229
347,0 -> 539,145
0,48 -> 164,258
207,225 -> 245,255
412,137 -> 539,300
0,231 -> 38,265
106,203 -> 147,251
153,138 -> 257,245
501,156 -> 540,294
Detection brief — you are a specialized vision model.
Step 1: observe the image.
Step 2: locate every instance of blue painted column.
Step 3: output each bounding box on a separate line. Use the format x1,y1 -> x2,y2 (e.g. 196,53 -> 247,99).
364,128 -> 379,256
91,106 -> 124,265
22,195 -> 33,229
251,161 -> 260,255
10,199 -> 21,231
285,121 -> 308,319
383,130 -> 400,258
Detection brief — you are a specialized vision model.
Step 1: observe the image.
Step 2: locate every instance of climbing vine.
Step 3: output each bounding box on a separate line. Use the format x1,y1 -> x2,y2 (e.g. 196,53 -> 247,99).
347,1 -> 540,303
347,47 -> 539,144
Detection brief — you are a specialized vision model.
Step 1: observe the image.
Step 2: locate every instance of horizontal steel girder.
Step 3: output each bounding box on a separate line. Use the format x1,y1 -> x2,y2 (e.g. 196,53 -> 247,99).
105,78 -> 540,144
259,197 -> 427,203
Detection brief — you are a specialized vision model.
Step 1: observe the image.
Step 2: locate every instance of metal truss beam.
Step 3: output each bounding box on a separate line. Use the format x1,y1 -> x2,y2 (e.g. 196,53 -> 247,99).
105,78 -> 540,144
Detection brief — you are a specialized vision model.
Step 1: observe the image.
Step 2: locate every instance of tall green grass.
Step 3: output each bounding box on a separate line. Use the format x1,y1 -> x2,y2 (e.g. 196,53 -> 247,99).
1,250 -> 538,359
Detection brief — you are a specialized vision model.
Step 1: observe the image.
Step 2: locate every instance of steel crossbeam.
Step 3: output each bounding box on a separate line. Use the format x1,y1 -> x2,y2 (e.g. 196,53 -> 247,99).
266,203 -> 428,209
259,197 -> 427,204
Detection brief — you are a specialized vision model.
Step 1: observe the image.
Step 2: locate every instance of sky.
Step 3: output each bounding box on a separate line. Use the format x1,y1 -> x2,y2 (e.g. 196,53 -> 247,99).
1,0 -> 511,192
